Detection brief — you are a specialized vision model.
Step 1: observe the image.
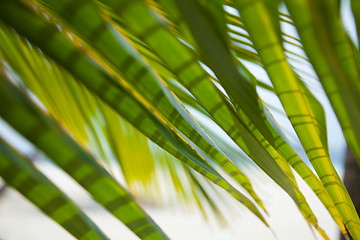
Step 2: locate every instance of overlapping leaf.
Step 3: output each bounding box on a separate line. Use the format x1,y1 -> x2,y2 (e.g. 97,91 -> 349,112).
92,0 -> 272,211
284,0 -> 360,165
32,0 -> 246,195
231,0 -> 360,238
0,75 -> 170,240
0,26 -> 227,214
0,0 -> 268,226
116,0 -> 352,236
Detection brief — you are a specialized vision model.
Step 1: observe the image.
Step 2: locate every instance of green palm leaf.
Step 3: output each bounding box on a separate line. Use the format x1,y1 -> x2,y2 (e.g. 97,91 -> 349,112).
33,0 -> 244,189
231,0 -> 360,238
94,0 -> 267,211
0,0 -> 268,226
352,0 -> 360,47
0,139 -> 110,240
170,0 -> 332,234
0,76 -> 169,240
0,22 -> 244,223
284,0 -> 360,164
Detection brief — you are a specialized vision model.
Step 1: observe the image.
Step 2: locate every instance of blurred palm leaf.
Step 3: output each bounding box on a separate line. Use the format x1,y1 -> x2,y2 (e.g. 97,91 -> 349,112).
0,139 -> 110,240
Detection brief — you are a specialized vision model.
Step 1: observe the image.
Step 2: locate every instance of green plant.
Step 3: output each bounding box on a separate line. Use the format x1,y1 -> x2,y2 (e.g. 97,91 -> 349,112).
0,0 -> 359,239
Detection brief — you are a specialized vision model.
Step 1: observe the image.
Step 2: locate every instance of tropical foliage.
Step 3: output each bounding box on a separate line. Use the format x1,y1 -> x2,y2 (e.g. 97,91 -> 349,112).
0,0 -> 359,239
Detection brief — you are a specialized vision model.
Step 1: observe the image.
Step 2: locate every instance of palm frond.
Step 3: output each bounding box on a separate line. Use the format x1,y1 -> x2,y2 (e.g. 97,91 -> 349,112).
1,0 -> 360,239
0,139 -> 110,240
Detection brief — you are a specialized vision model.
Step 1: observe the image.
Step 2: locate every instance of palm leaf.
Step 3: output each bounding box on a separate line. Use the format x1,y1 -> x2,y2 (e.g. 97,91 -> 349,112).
351,0 -> 360,47
0,0 -> 268,226
0,75 -> 170,240
0,139 -> 110,240
95,0 -> 267,211
285,0 -> 360,164
0,23 -> 242,223
219,4 -> 348,234
231,0 -> 360,238
32,0 -> 246,191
